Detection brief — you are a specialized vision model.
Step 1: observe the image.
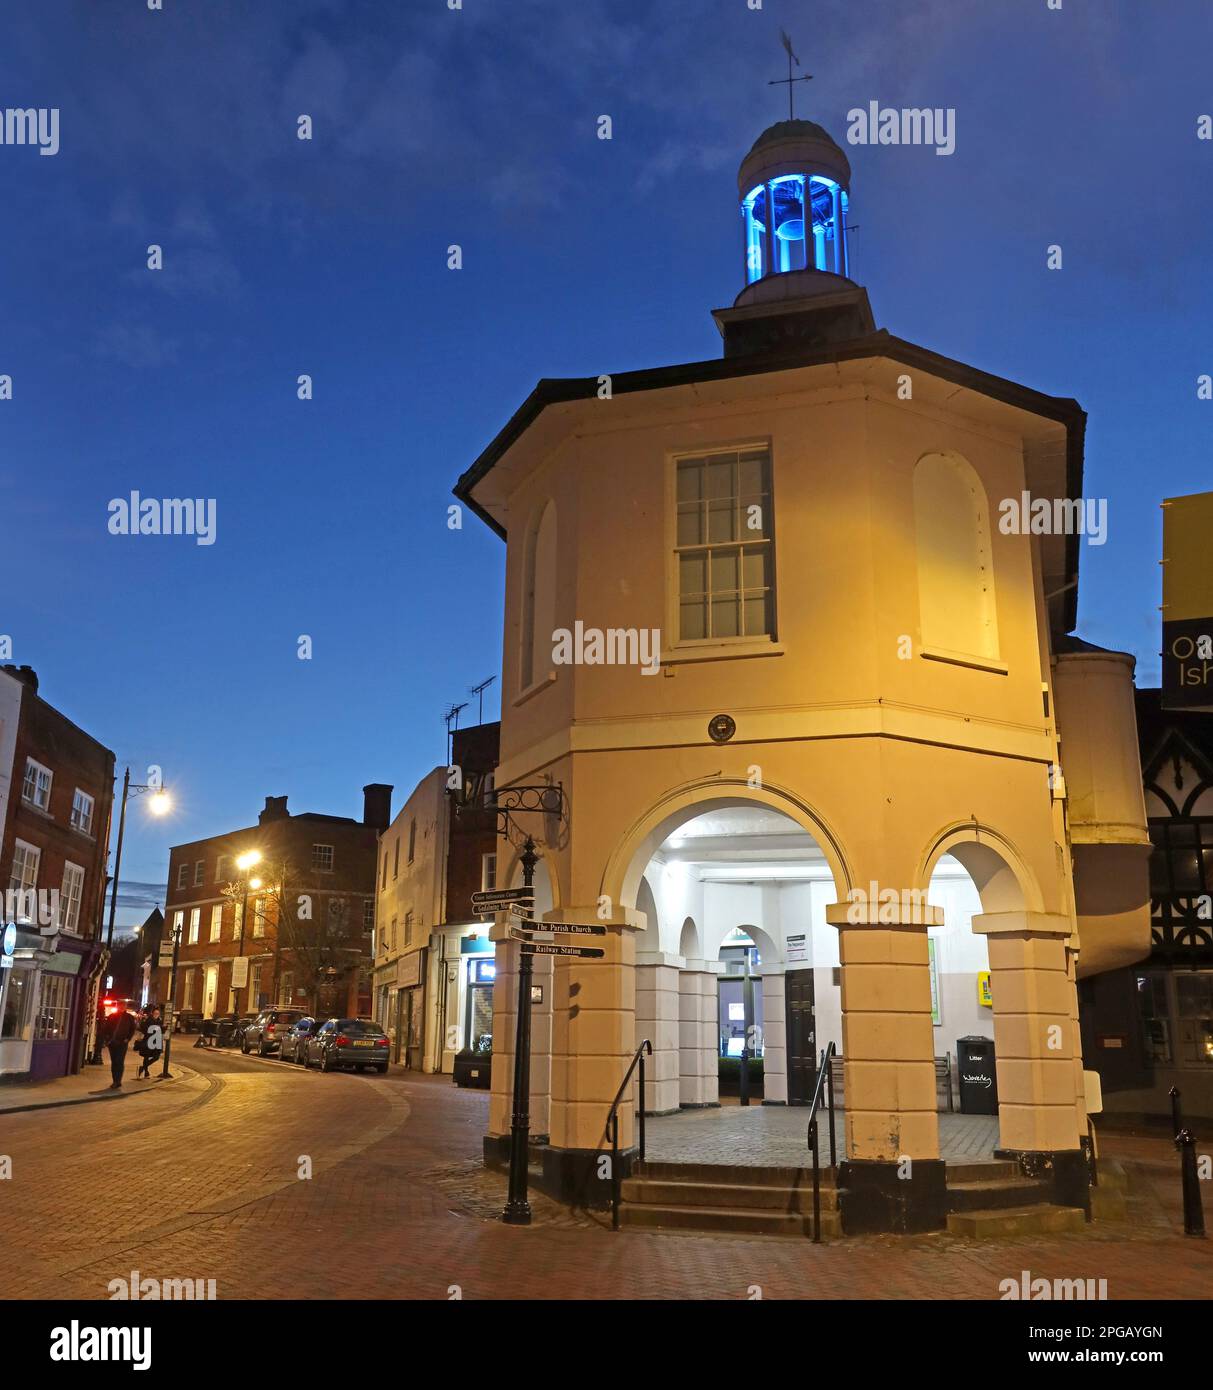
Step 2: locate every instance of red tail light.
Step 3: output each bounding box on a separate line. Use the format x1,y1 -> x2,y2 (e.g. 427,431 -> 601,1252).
375,1038 -> 388,1046
266,1024 -> 276,1034
335,1034 -> 349,1046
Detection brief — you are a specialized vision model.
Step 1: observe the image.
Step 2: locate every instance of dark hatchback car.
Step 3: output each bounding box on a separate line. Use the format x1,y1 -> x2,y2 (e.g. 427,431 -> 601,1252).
304,1018 -> 390,1073
241,1007 -> 307,1056
278,1015 -> 320,1064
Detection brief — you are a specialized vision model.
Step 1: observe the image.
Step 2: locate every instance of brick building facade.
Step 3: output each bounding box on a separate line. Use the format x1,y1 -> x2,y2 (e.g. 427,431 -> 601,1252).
161,785 -> 391,1024
373,722 -> 499,1072
0,665 -> 115,1081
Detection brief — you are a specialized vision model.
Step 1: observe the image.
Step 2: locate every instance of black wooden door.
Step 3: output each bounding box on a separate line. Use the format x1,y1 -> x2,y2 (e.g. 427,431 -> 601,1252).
785,968 -> 816,1105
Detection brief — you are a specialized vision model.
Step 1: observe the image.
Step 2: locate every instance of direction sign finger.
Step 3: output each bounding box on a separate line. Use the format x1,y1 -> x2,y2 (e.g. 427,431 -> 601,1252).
520,942 -> 605,959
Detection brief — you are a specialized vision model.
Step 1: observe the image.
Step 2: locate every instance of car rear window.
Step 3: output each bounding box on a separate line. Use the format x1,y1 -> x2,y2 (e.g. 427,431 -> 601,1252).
338,1020 -> 384,1035
273,1011 -> 304,1023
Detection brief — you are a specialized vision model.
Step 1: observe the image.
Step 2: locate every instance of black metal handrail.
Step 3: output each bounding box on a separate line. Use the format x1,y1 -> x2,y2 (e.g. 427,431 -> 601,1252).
606,1039 -> 653,1230
806,1041 -> 839,1243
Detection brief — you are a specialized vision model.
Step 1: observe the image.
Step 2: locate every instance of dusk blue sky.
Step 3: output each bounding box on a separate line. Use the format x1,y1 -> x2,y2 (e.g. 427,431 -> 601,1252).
3,0 -> 1210,928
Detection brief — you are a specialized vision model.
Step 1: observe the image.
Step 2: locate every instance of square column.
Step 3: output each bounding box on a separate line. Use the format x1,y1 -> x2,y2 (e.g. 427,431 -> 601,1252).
635,953 -> 681,1115
678,962 -> 720,1108
972,911 -> 1082,1153
760,970 -> 788,1104
547,907 -> 637,1152
826,901 -> 942,1161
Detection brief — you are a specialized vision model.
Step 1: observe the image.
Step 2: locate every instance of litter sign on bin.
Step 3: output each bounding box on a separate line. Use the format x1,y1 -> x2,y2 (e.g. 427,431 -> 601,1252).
957,1035 -> 998,1115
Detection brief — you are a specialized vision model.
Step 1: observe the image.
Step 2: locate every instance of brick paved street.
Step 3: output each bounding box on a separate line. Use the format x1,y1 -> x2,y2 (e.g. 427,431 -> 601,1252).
1,1051 -> 1209,1302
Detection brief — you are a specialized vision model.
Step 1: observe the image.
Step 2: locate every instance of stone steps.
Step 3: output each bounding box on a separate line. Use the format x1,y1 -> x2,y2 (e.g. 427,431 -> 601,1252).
945,1159 -> 1020,1184
633,1160 -> 835,1187
621,1201 -> 843,1239
623,1177 -> 840,1213
947,1203 -> 1086,1238
621,1160 -> 839,1238
946,1177 -> 1051,1212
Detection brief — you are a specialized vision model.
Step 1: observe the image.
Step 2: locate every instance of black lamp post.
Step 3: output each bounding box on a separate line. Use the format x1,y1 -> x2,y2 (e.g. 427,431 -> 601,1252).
159,916 -> 182,1079
233,850 -> 262,1019
90,768 -> 170,1064
449,780 -> 563,1229
503,837 -> 538,1226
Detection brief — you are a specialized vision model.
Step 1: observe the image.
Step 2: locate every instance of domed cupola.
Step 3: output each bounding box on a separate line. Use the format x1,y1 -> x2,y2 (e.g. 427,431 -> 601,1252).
714,116 -> 875,357
738,119 -> 852,287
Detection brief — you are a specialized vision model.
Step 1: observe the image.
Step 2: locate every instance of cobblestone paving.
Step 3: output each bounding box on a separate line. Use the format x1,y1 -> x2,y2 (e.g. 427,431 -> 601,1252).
0,1053 -> 1209,1301
644,1105 -> 1000,1166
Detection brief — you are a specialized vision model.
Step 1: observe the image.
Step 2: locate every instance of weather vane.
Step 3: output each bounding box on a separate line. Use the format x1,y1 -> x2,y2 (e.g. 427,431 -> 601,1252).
769,30 -> 813,120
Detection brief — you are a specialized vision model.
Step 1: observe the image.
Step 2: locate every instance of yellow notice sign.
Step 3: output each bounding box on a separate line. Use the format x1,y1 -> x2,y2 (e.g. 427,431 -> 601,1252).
1163,492 -> 1213,621
977,971 -> 992,1008
1162,492 -> 1213,711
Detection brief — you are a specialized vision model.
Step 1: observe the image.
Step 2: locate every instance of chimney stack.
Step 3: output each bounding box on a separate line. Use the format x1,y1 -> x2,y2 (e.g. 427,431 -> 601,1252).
259,795 -> 289,825
1,664 -> 39,695
362,783 -> 393,832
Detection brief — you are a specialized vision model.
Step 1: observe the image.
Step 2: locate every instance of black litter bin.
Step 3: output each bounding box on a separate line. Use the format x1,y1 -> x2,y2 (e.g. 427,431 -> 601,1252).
453,1049 -> 492,1089
957,1035 -> 998,1114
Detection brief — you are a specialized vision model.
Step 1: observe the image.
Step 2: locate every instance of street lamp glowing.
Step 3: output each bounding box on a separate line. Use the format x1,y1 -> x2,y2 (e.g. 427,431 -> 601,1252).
147,791 -> 171,816
248,877 -> 263,891
236,850 -> 261,872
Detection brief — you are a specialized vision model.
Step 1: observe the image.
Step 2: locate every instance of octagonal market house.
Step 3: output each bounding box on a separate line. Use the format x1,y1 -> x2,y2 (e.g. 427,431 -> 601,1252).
453,119 -> 1151,1234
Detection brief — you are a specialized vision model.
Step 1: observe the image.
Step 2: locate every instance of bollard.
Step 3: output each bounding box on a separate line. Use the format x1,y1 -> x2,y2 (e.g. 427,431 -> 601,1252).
1175,1129 -> 1206,1238
1169,1085 -> 1183,1139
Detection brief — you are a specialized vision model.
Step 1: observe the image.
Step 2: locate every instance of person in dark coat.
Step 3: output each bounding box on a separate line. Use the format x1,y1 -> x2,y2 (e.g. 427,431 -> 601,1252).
105,1005 -> 138,1089
137,1006 -> 164,1078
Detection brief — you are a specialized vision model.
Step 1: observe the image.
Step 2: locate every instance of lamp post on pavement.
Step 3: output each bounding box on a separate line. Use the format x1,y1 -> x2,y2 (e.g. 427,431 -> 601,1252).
105,771 -> 172,953
90,771 -> 170,1064
233,850 -> 262,1019
158,916 -> 182,1079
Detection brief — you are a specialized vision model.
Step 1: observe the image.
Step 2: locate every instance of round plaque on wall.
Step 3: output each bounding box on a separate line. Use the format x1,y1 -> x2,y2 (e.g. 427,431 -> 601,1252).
708,713 -> 737,744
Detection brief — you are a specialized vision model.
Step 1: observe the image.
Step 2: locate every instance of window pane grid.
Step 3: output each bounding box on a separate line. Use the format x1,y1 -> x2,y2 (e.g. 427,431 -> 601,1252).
675,450 -> 772,643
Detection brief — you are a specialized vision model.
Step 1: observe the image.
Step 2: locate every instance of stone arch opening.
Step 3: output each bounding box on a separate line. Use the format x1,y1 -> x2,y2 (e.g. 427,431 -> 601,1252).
605,777 -> 852,914
917,832 -> 1079,1155
617,795 -> 842,1126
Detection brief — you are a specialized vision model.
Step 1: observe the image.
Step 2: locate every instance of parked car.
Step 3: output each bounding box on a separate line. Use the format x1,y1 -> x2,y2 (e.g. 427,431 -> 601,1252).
304,1018 -> 391,1074
278,1016 -> 320,1064
173,1009 -> 204,1034
241,1007 -> 308,1056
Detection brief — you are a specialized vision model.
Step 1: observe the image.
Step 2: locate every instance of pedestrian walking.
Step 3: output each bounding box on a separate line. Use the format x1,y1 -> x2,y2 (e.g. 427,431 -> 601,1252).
137,1006 -> 164,1078
105,1004 -> 138,1089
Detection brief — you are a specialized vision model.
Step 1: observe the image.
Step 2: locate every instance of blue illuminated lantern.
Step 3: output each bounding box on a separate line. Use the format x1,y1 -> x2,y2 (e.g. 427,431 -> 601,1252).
737,120 -> 852,287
